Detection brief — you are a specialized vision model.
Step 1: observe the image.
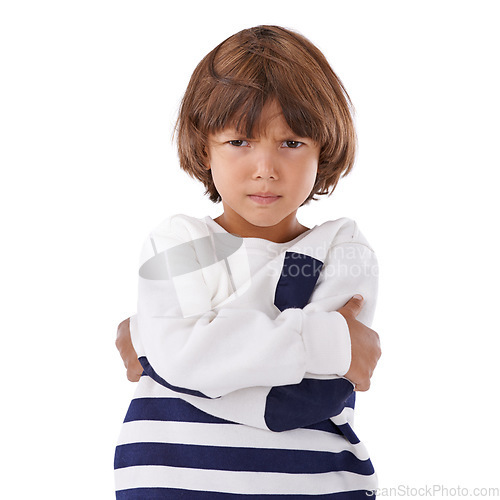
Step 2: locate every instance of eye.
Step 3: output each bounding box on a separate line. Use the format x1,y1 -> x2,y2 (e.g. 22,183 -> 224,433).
228,140 -> 249,147
281,140 -> 303,149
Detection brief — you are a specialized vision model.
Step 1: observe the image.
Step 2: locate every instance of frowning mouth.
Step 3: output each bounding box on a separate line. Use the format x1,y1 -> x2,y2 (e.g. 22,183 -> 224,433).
248,193 -> 281,205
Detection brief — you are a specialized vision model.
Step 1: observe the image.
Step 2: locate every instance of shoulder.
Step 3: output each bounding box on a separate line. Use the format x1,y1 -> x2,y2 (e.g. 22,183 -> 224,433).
149,213 -> 210,241
138,213 -> 210,266
304,217 -> 375,256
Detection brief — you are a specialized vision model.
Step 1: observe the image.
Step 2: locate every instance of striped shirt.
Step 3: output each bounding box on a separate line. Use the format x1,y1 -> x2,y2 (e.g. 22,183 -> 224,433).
115,214 -> 379,498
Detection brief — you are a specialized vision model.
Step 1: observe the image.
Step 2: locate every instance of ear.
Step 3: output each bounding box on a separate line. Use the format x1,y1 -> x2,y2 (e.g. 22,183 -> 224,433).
202,146 -> 211,170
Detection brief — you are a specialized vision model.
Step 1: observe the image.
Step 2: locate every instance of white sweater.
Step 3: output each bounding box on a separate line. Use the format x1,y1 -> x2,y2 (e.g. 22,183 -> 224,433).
115,213 -> 379,497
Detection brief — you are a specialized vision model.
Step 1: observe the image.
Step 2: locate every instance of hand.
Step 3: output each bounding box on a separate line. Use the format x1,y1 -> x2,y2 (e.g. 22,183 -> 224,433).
115,317 -> 143,382
337,295 -> 381,391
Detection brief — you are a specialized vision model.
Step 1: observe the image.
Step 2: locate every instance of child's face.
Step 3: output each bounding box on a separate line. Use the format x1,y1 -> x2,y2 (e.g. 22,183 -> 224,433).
206,100 -> 320,234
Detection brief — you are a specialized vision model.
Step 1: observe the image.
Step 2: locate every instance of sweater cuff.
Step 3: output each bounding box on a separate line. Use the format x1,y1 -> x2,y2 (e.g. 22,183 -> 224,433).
301,311 -> 351,376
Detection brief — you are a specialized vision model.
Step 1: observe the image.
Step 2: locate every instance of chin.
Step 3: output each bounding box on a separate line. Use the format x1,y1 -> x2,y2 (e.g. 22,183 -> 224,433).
246,214 -> 285,228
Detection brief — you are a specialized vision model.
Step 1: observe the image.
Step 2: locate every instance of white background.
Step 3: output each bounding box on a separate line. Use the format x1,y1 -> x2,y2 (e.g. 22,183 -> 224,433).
1,1 -> 499,498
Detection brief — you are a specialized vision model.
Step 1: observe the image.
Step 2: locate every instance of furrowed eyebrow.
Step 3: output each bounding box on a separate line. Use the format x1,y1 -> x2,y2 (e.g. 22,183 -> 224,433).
211,126 -> 311,143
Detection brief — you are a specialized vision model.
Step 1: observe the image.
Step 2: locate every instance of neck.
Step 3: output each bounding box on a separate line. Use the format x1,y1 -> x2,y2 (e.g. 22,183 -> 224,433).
214,207 -> 309,244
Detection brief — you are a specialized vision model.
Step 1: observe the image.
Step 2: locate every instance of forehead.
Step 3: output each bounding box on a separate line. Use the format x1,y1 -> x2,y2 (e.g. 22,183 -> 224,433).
217,100 -> 298,138
255,101 -> 287,132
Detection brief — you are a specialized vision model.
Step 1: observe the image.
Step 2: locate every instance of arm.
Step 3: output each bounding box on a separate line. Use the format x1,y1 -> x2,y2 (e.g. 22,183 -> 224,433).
131,214 -> 354,399
116,296 -> 380,390
122,216 -> 379,431
117,295 -> 378,432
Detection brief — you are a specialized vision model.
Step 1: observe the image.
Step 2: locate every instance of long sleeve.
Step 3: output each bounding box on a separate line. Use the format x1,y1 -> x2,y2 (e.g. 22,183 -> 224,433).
130,214 -> 378,432
132,214 -> 354,399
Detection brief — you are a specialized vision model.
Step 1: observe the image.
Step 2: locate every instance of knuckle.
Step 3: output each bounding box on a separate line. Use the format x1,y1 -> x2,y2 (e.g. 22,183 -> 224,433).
349,301 -> 360,311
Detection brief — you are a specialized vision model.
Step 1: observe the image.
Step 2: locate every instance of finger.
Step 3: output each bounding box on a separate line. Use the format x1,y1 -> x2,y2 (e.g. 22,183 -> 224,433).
354,380 -> 370,392
126,360 -> 143,382
129,358 -> 143,378
127,370 -> 142,382
340,294 -> 364,318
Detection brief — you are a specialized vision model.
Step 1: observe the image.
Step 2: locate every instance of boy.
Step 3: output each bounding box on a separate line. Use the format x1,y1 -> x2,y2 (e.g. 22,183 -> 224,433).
115,25 -> 381,498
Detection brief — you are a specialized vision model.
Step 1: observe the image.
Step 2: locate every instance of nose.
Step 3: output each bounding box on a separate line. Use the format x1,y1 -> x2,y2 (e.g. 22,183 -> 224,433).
252,150 -> 279,180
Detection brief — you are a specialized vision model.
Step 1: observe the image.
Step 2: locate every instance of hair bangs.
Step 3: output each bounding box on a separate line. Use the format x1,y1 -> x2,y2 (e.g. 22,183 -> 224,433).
203,86 -> 268,139
203,57 -> 326,143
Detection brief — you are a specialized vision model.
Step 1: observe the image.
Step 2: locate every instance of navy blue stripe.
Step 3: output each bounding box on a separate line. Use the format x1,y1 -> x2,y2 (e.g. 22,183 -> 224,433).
337,423 -> 360,445
123,397 -> 349,437
264,378 -> 354,432
114,442 -> 374,475
139,357 -> 211,399
274,252 -> 323,311
123,396 -> 234,425
117,488 -> 375,499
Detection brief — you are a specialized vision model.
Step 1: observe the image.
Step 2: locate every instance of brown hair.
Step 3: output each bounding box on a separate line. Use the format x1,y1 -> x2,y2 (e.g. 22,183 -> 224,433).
175,25 -> 357,204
